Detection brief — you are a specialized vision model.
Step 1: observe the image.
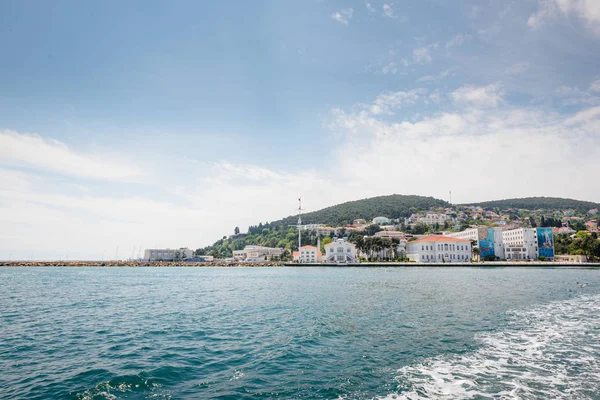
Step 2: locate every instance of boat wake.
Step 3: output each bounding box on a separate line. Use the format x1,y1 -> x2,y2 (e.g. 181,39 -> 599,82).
380,295 -> 600,399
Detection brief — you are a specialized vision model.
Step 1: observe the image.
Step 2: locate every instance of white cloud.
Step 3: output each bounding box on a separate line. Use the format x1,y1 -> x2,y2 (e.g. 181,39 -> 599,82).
0,130 -> 142,181
529,0 -> 600,34
381,62 -> 398,75
412,44 -> 438,64
365,0 -> 375,13
429,89 -> 441,104
328,91 -> 600,206
383,4 -> 395,18
418,69 -> 453,83
362,89 -> 428,115
555,80 -> 600,105
451,84 -> 503,107
446,34 -> 470,49
331,8 -> 354,25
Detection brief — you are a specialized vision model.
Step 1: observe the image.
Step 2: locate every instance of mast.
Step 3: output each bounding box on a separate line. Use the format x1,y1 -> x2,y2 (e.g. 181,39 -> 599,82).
298,197 -> 302,251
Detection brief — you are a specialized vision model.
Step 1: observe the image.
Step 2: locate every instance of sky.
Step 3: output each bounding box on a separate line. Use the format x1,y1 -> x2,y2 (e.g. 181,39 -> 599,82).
1,0 -> 600,260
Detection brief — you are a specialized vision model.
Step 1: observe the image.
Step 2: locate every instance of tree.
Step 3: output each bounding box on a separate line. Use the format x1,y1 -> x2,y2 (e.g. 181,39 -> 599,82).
570,220 -> 586,232
472,247 -> 481,261
412,223 -> 429,235
321,237 -> 333,253
234,226 -> 240,235
364,224 -> 382,236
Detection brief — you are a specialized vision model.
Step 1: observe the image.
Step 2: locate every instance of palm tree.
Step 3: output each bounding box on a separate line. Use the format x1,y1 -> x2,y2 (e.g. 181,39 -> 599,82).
472,247 -> 481,261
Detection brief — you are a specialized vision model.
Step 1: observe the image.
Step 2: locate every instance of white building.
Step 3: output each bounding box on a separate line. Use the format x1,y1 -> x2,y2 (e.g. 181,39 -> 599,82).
502,228 -> 538,260
232,246 -> 285,262
372,216 -> 392,225
446,227 -> 505,260
324,238 -> 357,264
144,247 -> 194,261
293,245 -> 322,263
406,236 -> 472,263
418,213 -> 452,226
501,228 -> 554,261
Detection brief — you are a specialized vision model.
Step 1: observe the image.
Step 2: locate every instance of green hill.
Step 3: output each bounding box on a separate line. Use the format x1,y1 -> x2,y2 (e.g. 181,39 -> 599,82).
270,194 -> 449,228
465,197 -> 600,213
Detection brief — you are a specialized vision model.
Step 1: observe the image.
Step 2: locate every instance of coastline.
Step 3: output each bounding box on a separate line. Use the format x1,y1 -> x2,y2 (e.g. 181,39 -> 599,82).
1,261 -> 599,268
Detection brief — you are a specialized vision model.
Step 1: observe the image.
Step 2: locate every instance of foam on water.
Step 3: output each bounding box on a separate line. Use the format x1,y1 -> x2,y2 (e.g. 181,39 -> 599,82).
380,294 -> 600,400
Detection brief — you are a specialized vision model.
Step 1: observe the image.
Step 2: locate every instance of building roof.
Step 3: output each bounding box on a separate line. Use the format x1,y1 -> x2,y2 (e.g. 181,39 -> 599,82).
409,235 -> 471,244
300,245 -> 317,249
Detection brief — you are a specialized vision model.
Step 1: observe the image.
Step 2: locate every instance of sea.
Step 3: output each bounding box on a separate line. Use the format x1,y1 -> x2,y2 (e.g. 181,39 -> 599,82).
1,266 -> 599,399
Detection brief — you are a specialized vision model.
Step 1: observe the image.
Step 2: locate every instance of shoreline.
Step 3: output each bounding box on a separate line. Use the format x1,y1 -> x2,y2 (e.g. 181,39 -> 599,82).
1,261 -> 599,268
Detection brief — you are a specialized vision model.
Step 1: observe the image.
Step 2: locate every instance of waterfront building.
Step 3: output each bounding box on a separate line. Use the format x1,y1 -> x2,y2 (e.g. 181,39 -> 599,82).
324,238 -> 357,264
554,254 -> 588,263
446,227 -> 505,260
502,228 -> 554,261
233,246 -> 284,262
293,245 -> 322,263
144,247 -> 194,261
406,236 -> 471,263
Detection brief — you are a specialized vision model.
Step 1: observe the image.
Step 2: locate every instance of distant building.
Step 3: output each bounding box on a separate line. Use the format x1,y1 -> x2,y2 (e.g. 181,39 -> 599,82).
502,228 -> 554,261
293,245 -> 322,263
324,238 -> 357,264
585,220 -> 598,232
374,230 -> 406,239
418,213 -> 452,226
144,247 -> 194,261
353,219 -> 367,225
372,216 -> 391,225
446,228 -> 505,260
554,254 -> 588,263
554,226 -> 576,235
233,246 -> 284,262
589,209 -> 598,215
406,236 -> 472,263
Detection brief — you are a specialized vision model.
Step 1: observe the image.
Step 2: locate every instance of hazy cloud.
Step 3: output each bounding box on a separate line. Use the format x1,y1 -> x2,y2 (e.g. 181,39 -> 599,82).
383,4 -> 395,18
451,84 -> 503,107
446,34 -> 470,49
413,44 -> 438,64
0,130 -> 142,182
331,8 -> 354,25
529,0 -> 600,35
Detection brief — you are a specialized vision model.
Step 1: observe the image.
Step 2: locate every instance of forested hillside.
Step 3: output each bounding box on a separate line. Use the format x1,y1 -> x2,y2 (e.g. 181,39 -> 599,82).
269,194 -> 449,228
466,197 -> 600,213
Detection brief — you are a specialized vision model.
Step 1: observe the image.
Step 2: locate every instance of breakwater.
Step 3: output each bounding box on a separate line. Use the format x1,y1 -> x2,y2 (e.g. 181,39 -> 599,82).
1,261 -> 599,267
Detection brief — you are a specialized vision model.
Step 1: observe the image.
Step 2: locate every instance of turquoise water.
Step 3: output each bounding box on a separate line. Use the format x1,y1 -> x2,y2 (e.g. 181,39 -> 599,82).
1,267 -> 599,399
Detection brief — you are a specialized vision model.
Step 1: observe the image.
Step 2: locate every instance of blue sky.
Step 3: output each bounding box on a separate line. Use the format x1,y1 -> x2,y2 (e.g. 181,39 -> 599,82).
1,0 -> 600,259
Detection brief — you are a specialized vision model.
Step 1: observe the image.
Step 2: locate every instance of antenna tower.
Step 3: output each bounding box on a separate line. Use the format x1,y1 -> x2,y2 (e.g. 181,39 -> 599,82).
297,197 -> 302,251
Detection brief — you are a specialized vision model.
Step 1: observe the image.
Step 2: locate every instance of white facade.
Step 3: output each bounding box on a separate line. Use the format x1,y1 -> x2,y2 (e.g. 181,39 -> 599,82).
372,216 -> 391,225
418,213 -> 452,226
324,238 -> 357,264
233,246 -> 284,262
293,245 -> 321,263
502,228 -> 539,260
144,247 -> 194,261
406,236 -> 471,263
